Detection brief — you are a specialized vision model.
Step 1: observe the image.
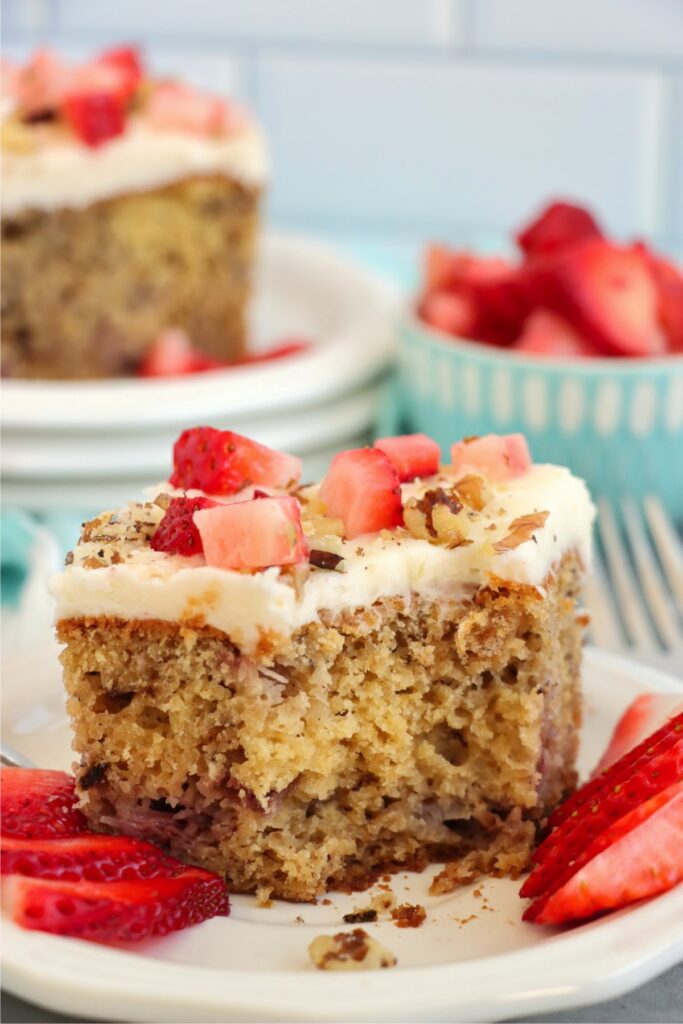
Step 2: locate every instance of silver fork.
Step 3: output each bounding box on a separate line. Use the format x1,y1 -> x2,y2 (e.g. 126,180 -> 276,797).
584,496 -> 683,675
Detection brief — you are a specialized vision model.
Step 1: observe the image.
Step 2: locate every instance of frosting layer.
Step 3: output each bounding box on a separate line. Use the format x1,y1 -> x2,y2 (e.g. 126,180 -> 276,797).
1,120 -> 268,216
51,465 -> 595,654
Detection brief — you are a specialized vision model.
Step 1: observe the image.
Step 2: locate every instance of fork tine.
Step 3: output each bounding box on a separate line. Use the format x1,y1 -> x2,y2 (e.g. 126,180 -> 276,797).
597,498 -> 658,652
643,496 -> 683,616
584,548 -> 624,650
622,498 -> 682,651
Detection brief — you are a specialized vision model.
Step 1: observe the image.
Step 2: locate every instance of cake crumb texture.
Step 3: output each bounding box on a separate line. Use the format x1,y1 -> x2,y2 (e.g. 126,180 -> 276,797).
58,554 -> 583,901
2,174 -> 259,378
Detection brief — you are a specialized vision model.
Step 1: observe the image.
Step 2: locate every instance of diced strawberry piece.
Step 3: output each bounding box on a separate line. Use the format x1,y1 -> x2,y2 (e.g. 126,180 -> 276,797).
423,245 -> 474,293
1,768 -> 86,839
527,780 -> 683,925
641,249 -> 683,352
146,82 -> 236,137
420,291 -> 478,337
1,832 -> 185,882
62,90 -> 125,148
138,330 -> 224,377
15,49 -> 73,117
520,712 -> 683,901
195,496 -> 308,571
594,694 -> 683,775
170,427 -> 302,495
374,434 -> 440,482
151,496 -> 217,557
513,309 -> 601,358
530,241 -> 667,357
450,434 -> 531,482
517,200 -> 603,259
5,867 -> 229,941
94,46 -> 143,102
320,448 -> 403,539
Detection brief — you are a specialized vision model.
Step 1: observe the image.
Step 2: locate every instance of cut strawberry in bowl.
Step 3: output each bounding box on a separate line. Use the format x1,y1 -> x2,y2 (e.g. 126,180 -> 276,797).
170,427 -> 302,496
138,330 -> 225,377
420,291 -> 478,338
374,434 -> 440,482
151,496 -> 217,557
450,434 -> 531,482
513,310 -> 601,358
195,495 -> 308,571
1,832 -> 185,882
5,867 -> 229,942
1,767 -> 86,838
320,448 -> 403,540
516,200 -> 603,259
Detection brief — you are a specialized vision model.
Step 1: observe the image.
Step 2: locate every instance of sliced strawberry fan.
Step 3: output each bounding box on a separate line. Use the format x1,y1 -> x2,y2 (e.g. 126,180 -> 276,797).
521,700 -> 683,926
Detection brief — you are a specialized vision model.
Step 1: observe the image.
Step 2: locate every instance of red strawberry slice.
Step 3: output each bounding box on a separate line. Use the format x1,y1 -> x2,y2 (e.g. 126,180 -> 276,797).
420,291 -> 478,338
320,448 -> 403,539
195,495 -> 308,571
5,868 -> 229,941
151,496 -> 217,557
530,241 -> 666,357
170,427 -> 302,495
513,310 -> 601,358
516,200 -> 603,259
520,712 -> 683,900
527,780 -> 683,925
1,768 -> 86,838
595,694 -> 683,776
94,46 -> 143,102
138,330 -> 224,377
62,90 -> 125,148
237,338 -> 312,365
641,249 -> 683,352
374,434 -> 440,482
1,832 -> 185,882
450,434 -> 531,482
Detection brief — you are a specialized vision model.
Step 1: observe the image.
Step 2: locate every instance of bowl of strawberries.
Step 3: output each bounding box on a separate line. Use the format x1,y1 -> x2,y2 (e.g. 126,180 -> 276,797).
398,200 -> 683,519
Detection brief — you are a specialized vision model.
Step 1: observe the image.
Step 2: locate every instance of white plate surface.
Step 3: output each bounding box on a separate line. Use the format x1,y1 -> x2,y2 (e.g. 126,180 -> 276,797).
2,233 -> 395,433
2,646 -> 682,1023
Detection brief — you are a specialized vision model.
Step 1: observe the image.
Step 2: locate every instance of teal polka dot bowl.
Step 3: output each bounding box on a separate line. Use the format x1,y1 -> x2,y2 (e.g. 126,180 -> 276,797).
397,310 -> 683,523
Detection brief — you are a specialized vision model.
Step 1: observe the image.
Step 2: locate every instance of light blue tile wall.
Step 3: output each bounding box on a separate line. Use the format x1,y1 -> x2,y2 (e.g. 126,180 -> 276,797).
3,0 -> 682,250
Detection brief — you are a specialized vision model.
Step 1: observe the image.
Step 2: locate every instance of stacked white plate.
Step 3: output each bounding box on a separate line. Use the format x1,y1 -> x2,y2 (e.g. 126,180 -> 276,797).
2,233 -> 396,511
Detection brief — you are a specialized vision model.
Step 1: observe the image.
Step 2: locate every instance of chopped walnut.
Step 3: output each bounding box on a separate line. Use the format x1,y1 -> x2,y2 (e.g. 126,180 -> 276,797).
343,908 -> 378,924
308,929 -> 396,971
452,474 -> 492,512
70,501 -> 167,568
370,890 -> 397,914
493,511 -> 550,553
404,487 -> 473,547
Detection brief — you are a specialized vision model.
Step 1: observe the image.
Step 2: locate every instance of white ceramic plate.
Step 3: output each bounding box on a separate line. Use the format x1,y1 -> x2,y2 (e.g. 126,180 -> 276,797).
1,233 -> 395,433
2,646 -> 682,1023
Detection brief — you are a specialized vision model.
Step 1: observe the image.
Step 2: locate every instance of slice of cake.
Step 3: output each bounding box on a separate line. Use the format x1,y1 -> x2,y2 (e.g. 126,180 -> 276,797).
52,428 -> 594,902
1,48 -> 266,379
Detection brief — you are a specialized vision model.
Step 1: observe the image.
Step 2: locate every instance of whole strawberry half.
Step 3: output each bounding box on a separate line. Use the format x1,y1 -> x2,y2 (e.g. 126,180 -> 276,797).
5,868 -> 229,942
151,496 -> 217,557
1,768 -> 86,838
521,709 -> 683,925
170,426 -> 302,496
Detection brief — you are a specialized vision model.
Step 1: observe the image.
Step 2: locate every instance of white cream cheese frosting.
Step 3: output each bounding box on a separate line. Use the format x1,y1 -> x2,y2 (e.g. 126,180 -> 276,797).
1,118 -> 268,217
51,465 -> 595,653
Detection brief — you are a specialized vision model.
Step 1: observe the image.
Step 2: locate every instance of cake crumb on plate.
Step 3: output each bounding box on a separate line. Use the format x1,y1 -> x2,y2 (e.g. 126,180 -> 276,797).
308,929 -> 396,971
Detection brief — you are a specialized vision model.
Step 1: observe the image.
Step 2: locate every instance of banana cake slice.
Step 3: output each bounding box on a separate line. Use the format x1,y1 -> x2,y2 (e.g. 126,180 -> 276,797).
52,428 -> 594,902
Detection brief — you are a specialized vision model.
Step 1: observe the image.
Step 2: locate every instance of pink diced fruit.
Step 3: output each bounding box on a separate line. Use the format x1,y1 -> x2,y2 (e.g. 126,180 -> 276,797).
374,433 -> 440,482
195,496 -> 308,571
170,427 -> 302,496
450,434 -> 531,482
146,82 -> 239,137
320,448 -> 403,539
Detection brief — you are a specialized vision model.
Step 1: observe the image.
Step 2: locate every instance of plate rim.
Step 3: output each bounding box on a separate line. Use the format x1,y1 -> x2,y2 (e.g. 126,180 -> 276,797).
2,646 -> 682,1023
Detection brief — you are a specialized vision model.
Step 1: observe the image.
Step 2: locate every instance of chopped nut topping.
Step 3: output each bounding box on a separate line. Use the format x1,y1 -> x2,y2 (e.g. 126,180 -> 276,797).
71,501 -> 167,567
452,474 -> 492,511
308,929 -> 396,971
343,908 -> 378,924
309,549 -> 345,571
370,891 -> 397,914
391,903 -> 427,928
404,487 -> 473,547
493,511 -> 550,553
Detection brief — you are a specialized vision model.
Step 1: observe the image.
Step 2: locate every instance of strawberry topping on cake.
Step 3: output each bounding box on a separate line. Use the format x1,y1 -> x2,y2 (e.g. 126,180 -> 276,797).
195,496 -> 309,571
320,448 -> 403,539
151,496 -> 218,557
170,427 -> 302,495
